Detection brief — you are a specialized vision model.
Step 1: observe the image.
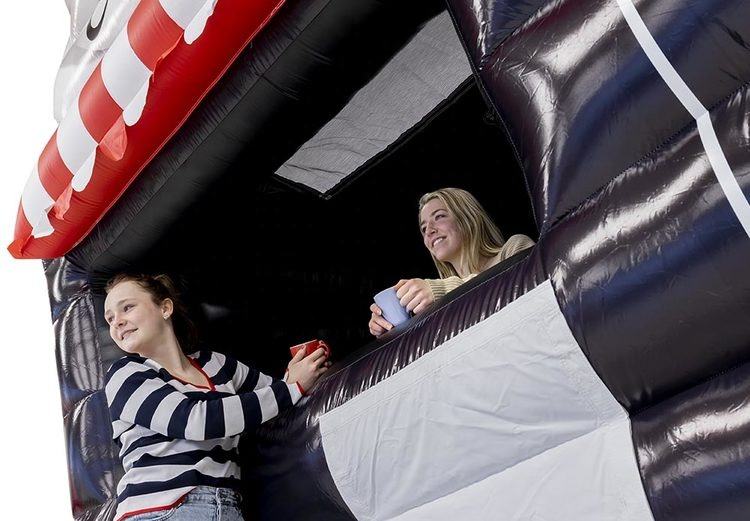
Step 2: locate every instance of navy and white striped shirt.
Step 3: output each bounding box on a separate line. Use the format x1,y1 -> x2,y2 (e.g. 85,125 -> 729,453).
104,350 -> 302,521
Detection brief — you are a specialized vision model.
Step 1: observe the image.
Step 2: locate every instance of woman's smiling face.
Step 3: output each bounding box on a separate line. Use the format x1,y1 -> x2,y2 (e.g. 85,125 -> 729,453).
104,280 -> 169,355
420,198 -> 463,265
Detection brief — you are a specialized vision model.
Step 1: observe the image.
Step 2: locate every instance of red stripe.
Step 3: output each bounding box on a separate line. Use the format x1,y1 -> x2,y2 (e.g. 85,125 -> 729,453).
11,0 -> 287,259
79,64 -> 122,141
37,133 -> 73,199
8,205 -> 32,258
53,185 -> 75,220
116,493 -> 189,521
99,116 -> 128,161
127,0 -> 183,71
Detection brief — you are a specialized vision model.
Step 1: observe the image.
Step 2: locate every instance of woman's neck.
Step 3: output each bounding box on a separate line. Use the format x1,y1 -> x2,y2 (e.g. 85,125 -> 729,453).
450,252 -> 495,278
449,251 -> 471,278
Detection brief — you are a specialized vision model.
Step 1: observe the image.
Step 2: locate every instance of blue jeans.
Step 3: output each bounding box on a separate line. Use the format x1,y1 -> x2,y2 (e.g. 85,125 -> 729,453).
128,486 -> 245,521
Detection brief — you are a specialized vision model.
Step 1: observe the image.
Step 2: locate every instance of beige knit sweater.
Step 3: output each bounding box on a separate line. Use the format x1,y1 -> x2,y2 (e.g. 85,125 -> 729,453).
425,234 -> 536,299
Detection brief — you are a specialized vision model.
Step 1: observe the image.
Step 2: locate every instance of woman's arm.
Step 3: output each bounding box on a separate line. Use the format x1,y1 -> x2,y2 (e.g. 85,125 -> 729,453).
105,356 -> 302,441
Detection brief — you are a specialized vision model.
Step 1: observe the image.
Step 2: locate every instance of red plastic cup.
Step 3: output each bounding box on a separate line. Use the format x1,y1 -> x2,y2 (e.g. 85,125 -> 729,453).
289,339 -> 331,359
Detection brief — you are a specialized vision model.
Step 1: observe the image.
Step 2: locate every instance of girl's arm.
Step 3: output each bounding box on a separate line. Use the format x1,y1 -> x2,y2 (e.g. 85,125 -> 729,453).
211,350 -> 302,395
105,356 -> 302,441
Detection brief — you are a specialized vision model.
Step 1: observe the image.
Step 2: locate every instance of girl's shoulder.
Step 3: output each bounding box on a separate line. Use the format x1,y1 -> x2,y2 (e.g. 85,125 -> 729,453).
195,350 -> 244,372
106,353 -> 147,376
103,355 -> 154,398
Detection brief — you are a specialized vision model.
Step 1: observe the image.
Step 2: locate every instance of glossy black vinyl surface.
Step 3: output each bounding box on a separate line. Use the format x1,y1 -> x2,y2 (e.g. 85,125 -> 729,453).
543,84 -> 750,413
45,258 -> 123,520
68,0 -> 444,273
445,0 -> 548,68
447,2 -> 750,518
447,0 -> 750,232
632,361 -> 750,521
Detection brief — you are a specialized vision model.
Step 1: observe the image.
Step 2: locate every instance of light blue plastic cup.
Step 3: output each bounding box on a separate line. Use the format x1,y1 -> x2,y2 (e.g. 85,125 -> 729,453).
373,287 -> 411,327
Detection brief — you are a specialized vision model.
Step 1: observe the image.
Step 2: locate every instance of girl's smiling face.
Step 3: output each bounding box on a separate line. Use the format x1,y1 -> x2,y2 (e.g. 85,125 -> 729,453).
420,198 -> 463,265
104,280 -> 171,355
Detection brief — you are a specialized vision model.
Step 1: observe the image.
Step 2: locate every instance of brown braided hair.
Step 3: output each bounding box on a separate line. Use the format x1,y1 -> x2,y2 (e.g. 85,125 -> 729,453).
105,273 -> 199,355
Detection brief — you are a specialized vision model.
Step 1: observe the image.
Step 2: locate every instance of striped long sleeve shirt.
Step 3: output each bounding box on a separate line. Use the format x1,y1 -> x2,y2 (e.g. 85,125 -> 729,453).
104,350 -> 303,521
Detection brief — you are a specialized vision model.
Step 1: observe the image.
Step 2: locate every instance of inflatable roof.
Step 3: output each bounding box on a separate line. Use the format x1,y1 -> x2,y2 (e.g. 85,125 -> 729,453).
14,0 -> 750,520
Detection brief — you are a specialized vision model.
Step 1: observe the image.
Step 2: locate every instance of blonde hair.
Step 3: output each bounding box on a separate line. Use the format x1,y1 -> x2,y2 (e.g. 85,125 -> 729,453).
418,188 -> 505,278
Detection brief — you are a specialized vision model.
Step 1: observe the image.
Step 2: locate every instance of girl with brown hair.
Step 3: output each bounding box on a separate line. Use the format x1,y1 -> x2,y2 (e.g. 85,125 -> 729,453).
103,273 -> 328,520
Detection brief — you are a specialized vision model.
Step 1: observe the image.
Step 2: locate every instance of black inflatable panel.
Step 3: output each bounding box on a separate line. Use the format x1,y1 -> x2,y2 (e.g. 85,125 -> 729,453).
68,0 -> 444,274
445,0 -> 548,68
446,0 -> 750,232
544,84 -> 750,412
45,258 -> 121,520
634,0 -> 750,109
632,361 -> 750,521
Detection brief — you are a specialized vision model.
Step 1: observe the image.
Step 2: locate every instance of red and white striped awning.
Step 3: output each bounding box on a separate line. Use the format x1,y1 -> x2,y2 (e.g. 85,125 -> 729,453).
9,0 -> 285,259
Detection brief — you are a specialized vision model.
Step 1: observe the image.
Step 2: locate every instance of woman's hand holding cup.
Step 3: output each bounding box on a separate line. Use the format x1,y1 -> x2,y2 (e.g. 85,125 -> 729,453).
395,278 -> 434,314
368,303 -> 394,337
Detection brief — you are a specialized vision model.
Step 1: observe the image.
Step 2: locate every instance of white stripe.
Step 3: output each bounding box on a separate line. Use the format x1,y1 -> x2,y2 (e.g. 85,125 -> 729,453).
287,382 -> 303,404
255,372 -> 273,390
123,81 -> 149,126
616,0 -> 750,237
101,30 -> 151,109
229,355 -> 251,390
255,386 -> 279,423
112,419 -> 132,440
696,113 -> 750,235
222,394 -> 245,435
71,152 -> 96,192
184,0 -> 218,44
208,350 -> 226,371
21,164 -> 55,238
117,459 -> 239,490
151,391 -> 188,437
121,435 -> 236,470
184,399 -> 208,440
158,0 -> 211,30
319,281 -> 653,521
105,362 -> 145,405
56,100 -> 97,176
121,376 -> 166,424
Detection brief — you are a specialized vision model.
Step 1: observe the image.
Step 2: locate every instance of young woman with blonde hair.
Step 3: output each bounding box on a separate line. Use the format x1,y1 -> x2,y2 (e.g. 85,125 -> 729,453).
368,187 -> 534,336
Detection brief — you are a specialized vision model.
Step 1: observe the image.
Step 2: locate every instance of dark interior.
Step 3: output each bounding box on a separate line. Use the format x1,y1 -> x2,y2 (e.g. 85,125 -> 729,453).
92,82 -> 536,375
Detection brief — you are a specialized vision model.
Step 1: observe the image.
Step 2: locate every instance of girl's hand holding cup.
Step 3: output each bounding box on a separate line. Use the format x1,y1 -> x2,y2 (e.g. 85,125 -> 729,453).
287,340 -> 331,394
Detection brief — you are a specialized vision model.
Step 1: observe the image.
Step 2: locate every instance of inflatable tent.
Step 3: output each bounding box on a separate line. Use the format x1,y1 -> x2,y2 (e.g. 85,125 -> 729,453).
9,0 -> 750,520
